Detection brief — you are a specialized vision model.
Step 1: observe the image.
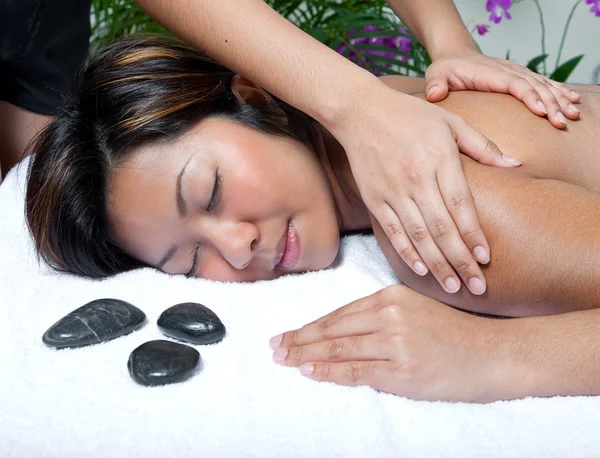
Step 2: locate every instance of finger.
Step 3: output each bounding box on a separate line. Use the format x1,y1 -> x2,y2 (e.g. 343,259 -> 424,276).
536,75 -> 580,119
298,360 -> 390,389
546,78 -> 581,103
273,333 -> 387,367
480,71 -> 551,118
272,310 -> 380,350
397,197 -> 462,294
436,162 -> 489,294
523,77 -> 569,128
451,116 -> 522,168
567,88 -> 581,103
437,157 -> 490,267
425,72 -> 450,103
414,184 -> 487,295
376,203 -> 429,276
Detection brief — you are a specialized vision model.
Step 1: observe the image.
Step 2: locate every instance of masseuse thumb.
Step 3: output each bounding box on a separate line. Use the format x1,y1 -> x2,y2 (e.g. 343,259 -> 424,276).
452,118 -> 522,168
424,69 -> 449,103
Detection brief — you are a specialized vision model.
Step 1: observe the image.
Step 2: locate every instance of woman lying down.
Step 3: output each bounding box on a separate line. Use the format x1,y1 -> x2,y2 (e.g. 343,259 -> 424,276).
26,36 -> 600,403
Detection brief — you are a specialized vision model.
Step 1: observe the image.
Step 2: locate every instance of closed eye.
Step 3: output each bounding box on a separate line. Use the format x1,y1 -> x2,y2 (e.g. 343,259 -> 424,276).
206,168 -> 222,211
186,169 -> 222,278
186,245 -> 200,278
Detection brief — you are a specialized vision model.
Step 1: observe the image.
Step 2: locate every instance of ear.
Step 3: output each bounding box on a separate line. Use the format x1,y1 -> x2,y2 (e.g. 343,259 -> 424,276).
230,75 -> 288,127
230,75 -> 271,105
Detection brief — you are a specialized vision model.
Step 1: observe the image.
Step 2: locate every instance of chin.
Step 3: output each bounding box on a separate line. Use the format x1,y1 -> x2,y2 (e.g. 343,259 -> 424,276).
311,239 -> 340,272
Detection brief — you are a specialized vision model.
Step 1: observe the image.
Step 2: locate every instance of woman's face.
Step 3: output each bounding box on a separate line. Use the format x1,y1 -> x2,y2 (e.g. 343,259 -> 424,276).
107,117 -> 341,282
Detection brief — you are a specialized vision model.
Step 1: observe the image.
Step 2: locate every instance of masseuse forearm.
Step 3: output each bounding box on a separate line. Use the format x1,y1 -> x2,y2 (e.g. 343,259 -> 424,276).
135,0 -> 380,130
502,309 -> 600,399
386,0 -> 478,60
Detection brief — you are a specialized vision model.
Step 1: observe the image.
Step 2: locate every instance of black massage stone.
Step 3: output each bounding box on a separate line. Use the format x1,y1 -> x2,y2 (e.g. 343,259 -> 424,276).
157,302 -> 226,345
42,298 -> 146,349
127,340 -> 202,386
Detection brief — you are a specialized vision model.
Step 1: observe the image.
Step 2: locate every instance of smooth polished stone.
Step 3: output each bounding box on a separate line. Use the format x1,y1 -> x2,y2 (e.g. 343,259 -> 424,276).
157,302 -> 226,345
42,298 -> 146,349
127,340 -> 202,386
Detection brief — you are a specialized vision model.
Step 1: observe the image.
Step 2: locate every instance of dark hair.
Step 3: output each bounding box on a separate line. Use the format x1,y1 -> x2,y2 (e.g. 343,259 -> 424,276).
25,35 -> 316,278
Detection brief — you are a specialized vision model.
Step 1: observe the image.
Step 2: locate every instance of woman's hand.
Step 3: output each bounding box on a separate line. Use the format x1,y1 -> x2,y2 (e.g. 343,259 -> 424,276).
425,50 -> 581,129
269,285 -> 519,402
332,84 -> 519,295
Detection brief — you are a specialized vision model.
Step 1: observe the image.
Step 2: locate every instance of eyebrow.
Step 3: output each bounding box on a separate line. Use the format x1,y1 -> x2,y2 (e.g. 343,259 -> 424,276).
176,156 -> 193,218
156,156 -> 195,270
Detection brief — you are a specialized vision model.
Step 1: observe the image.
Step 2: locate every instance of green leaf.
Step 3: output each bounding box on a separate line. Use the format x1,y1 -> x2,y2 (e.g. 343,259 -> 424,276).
526,54 -> 548,73
550,54 -> 584,82
505,50 -> 511,61
308,28 -> 330,44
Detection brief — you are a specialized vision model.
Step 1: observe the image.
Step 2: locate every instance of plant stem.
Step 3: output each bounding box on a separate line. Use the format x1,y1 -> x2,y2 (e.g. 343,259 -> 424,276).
555,0 -> 582,71
531,0 -> 547,75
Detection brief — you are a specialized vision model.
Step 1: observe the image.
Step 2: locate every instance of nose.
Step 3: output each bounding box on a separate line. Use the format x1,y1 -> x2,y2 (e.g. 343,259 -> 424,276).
208,220 -> 259,270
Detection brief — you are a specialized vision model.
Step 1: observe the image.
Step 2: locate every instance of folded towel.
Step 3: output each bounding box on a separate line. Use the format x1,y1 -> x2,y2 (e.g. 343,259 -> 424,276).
1,158 -> 599,458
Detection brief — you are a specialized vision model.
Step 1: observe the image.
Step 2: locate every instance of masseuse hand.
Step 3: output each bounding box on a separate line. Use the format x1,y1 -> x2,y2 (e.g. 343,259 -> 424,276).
269,285 -> 513,403
425,50 -> 581,129
334,83 -> 519,295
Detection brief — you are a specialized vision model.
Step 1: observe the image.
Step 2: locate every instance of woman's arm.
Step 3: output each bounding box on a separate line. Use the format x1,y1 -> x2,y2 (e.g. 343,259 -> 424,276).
502,307 -> 600,398
386,0 -> 478,60
269,284 -> 600,402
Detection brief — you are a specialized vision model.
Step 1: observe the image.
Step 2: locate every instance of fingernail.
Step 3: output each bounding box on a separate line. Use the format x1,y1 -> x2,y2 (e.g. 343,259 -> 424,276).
568,104 -> 580,113
413,261 -> 428,276
427,85 -> 438,97
473,246 -> 490,264
536,100 -> 547,114
269,334 -> 283,349
444,277 -> 460,293
299,363 -> 314,376
557,112 -> 567,125
571,90 -> 581,99
468,277 -> 487,295
502,154 -> 522,166
272,348 -> 288,362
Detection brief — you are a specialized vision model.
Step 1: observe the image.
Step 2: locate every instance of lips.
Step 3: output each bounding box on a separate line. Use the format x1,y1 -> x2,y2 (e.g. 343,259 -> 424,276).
274,219 -> 301,269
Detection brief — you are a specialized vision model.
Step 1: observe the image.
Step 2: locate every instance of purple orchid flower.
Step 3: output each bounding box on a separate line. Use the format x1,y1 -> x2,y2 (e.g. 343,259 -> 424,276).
585,0 -> 600,17
472,23 -> 491,36
486,0 -> 512,24
336,25 -> 413,74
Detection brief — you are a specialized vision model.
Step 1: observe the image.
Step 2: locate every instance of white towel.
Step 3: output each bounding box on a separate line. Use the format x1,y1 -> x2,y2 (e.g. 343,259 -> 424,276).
1,158 -> 599,458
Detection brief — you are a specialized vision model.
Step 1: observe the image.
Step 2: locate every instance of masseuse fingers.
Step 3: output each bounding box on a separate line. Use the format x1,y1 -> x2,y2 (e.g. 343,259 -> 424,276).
396,197 -> 462,294
449,115 -> 519,168
377,203 -> 428,276
501,68 -> 577,127
537,73 -> 581,103
272,333 -> 387,367
524,74 -> 574,127
534,74 -> 581,119
412,185 -> 487,295
494,71 -> 553,119
435,158 -> 488,295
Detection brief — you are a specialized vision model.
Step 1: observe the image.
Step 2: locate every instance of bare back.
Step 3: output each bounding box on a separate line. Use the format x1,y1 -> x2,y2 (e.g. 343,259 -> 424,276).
372,77 -> 600,317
